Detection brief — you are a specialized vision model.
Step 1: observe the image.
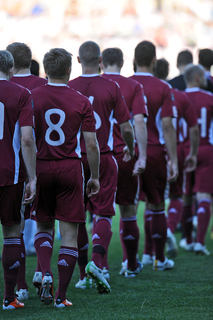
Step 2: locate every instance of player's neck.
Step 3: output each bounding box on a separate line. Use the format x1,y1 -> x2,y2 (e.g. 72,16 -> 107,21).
13,68 -> 31,75
48,77 -> 68,85
136,66 -> 153,74
103,65 -> 120,73
81,67 -> 99,75
0,71 -> 9,80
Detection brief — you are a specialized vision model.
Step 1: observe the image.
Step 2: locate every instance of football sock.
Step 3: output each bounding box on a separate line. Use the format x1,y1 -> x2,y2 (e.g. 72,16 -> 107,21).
77,223 -> 89,280
144,210 -> 154,255
91,217 -> 112,268
197,199 -> 211,245
122,216 -> 139,271
181,204 -> 193,244
151,211 -> 167,262
17,232 -> 28,290
2,237 -> 21,301
119,218 -> 127,262
55,246 -> 78,301
34,232 -> 53,277
167,198 -> 183,234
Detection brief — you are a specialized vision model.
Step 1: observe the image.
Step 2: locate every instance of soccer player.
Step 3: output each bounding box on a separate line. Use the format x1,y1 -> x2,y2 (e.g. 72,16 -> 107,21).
7,42 -> 48,89
154,58 -> 199,256
100,47 -> 148,277
198,48 -> 213,92
130,40 -> 178,270
68,41 -> 135,292
31,48 -> 100,307
0,50 -> 37,310
6,42 -> 48,301
168,49 -> 193,91
182,63 -> 213,255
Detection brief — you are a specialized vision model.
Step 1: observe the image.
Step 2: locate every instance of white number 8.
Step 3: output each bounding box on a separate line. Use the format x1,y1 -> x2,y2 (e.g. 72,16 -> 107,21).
45,109 -> 65,146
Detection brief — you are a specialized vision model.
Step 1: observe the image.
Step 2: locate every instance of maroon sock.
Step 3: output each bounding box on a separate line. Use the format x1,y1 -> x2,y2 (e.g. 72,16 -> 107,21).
181,204 -> 193,244
34,232 -> 53,277
197,199 -> 211,245
119,218 -> 127,262
151,211 -> 167,262
101,246 -> 110,270
167,198 -> 183,233
144,210 -> 154,255
122,217 -> 139,271
77,223 -> 89,280
91,217 -> 112,268
55,247 -> 78,301
17,232 -> 28,290
2,237 -> 21,301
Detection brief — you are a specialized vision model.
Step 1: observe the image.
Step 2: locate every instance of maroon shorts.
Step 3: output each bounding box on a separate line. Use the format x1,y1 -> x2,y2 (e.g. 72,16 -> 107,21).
31,159 -> 85,223
82,153 -> 118,216
115,153 -> 139,205
140,145 -> 167,204
193,145 -> 213,194
0,182 -> 25,226
169,144 -> 185,196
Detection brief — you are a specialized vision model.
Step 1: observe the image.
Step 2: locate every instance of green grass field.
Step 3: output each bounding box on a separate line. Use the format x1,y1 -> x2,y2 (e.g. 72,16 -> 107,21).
0,202 -> 213,320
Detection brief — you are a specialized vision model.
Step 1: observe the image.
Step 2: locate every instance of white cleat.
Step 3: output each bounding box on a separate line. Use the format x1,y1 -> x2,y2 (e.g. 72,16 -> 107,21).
119,260 -> 127,275
75,277 -> 93,289
153,257 -> 174,271
15,289 -> 29,301
142,254 -> 155,265
166,228 -> 178,258
194,242 -> 210,255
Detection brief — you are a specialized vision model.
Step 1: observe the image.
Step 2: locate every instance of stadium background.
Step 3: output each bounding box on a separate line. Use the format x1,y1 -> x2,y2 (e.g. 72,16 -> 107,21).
1,0 -> 213,79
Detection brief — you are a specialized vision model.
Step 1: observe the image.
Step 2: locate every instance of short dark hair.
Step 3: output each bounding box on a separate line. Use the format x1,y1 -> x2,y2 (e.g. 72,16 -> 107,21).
43,48 -> 72,79
102,48 -> 123,68
154,58 -> 169,80
177,50 -> 193,68
198,48 -> 213,69
6,42 -> 31,69
134,41 -> 156,67
79,41 -> 100,68
184,63 -> 204,84
30,59 -> 40,76
0,50 -> 14,75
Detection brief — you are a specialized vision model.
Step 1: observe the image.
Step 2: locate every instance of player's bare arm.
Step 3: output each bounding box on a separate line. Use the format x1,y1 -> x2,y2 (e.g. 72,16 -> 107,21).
133,113 -> 147,175
83,131 -> 100,197
20,126 -> 37,204
120,120 -> 135,160
162,116 -> 178,182
184,124 -> 199,172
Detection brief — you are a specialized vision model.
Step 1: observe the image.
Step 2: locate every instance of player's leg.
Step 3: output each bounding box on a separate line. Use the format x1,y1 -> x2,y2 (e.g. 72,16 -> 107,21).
119,204 -> 142,277
75,221 -> 93,289
194,192 -> 211,255
54,221 -> 78,308
1,183 -> 25,310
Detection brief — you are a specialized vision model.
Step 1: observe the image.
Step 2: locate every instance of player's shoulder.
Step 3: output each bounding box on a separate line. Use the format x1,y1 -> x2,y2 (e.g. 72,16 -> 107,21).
8,80 -> 31,95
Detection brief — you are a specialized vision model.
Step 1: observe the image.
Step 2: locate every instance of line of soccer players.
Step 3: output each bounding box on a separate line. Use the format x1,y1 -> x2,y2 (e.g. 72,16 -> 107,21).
1,39 -> 212,310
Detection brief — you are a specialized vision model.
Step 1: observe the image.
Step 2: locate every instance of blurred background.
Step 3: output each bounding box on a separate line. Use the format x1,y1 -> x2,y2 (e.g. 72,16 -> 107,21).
1,0 -> 213,79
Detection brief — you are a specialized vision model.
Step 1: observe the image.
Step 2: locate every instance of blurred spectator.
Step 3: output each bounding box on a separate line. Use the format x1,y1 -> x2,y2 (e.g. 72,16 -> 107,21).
198,48 -> 213,92
30,59 -> 40,76
168,49 -> 193,91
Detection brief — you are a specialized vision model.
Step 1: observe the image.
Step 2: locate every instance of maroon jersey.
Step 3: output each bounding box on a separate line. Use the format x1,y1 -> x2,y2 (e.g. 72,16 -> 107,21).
31,83 -> 95,160
102,73 -> 148,154
171,88 -> 197,144
185,88 -> 213,146
130,73 -> 175,146
68,74 -> 131,153
10,74 -> 47,90
0,79 -> 33,186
